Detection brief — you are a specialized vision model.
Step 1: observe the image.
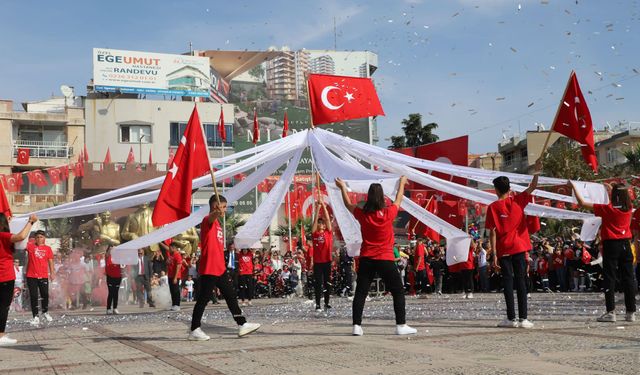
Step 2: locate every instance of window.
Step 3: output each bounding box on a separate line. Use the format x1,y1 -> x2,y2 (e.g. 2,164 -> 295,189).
169,122 -> 233,147
120,125 -> 152,143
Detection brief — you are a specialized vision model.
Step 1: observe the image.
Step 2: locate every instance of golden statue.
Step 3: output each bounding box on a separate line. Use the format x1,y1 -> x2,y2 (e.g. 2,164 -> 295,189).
172,227 -> 200,257
95,211 -> 121,254
121,203 -> 159,254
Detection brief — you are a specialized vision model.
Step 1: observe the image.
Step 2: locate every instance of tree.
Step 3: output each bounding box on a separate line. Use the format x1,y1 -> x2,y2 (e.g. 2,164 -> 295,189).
248,65 -> 265,81
388,113 -> 439,149
542,138 -> 597,181
622,144 -> 640,174
224,214 -> 246,244
45,218 -> 73,256
273,216 -> 313,245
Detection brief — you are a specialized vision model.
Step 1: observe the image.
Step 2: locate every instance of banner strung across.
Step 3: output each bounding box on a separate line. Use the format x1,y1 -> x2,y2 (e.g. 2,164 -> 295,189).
93,48 -> 211,97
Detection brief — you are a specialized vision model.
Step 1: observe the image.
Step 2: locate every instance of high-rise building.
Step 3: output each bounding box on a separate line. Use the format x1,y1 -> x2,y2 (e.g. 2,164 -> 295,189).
309,55 -> 336,75
266,47 -> 298,100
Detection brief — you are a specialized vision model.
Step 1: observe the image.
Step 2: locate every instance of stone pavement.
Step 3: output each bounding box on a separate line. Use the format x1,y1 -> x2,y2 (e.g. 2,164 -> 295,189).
1,292 -> 639,374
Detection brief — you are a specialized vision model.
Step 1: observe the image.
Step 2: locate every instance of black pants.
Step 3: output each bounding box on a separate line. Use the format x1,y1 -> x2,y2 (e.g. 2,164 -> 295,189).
415,269 -> 428,294
190,272 -> 246,331
353,258 -> 406,325
238,275 -> 254,301
0,280 -> 14,333
169,278 -> 181,307
499,252 -> 528,320
461,269 -> 474,293
313,262 -> 331,307
106,276 -> 121,310
136,275 -> 153,306
602,239 -> 637,313
26,277 -> 49,317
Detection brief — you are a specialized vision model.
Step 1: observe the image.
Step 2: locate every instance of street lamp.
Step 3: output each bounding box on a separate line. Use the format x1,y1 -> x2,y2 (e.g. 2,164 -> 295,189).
139,134 -> 145,169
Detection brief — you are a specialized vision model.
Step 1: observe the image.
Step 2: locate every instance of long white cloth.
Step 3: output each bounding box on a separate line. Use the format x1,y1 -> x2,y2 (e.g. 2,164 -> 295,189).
234,149 -> 304,249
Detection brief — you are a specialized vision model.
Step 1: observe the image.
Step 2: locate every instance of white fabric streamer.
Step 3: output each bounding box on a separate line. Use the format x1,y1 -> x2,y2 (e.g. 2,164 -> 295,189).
234,149 -> 304,249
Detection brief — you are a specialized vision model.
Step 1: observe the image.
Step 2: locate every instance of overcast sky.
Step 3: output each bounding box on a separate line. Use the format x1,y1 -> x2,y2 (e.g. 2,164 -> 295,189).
1,0 -> 638,153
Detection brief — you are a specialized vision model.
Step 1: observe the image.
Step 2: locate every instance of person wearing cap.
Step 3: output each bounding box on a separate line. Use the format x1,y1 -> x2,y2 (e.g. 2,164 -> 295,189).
25,230 -> 55,326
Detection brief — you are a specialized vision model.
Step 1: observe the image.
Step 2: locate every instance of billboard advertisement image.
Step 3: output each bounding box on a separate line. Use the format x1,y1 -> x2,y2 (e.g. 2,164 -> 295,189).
93,48 -> 211,97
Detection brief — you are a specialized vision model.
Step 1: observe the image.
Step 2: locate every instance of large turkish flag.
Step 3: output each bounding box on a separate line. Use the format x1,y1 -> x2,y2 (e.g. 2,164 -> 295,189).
414,135 -> 468,187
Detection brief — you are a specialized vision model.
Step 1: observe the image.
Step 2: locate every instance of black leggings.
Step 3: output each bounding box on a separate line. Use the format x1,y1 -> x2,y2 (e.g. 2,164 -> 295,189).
27,277 -> 49,317
238,275 -> 254,301
353,258 -> 406,325
314,262 -> 331,307
169,278 -> 181,307
106,276 -> 121,310
499,252 -> 528,320
415,269 -> 428,293
191,272 -> 246,331
602,239 -> 637,313
461,269 -> 474,293
0,280 -> 14,333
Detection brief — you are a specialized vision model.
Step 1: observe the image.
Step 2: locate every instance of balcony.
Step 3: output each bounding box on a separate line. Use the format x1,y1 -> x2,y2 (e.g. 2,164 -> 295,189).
12,140 -> 73,159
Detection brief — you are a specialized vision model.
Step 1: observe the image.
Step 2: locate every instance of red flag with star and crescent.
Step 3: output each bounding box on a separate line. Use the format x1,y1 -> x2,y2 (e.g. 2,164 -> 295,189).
17,148 -> 30,165
152,106 -> 211,226
218,110 -> 226,142
551,71 -> 597,172
307,74 -> 384,126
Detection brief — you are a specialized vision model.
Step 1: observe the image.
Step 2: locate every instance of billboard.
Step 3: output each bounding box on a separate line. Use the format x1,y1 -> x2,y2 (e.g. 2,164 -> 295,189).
93,48 -> 211,97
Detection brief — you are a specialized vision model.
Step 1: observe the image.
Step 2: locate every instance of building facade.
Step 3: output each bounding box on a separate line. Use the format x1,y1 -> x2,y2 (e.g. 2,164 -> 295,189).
595,129 -> 640,169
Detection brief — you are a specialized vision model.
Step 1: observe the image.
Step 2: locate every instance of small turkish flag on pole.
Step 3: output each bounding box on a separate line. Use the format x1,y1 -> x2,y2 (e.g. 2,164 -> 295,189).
307,74 -> 385,126
84,144 -> 89,162
282,110 -> 289,138
218,110 -> 226,142
17,148 -> 30,165
252,108 -> 259,144
152,106 -> 213,226
0,181 -> 11,218
148,149 -> 153,165
103,147 -> 112,165
126,146 -> 136,165
546,71 -> 597,172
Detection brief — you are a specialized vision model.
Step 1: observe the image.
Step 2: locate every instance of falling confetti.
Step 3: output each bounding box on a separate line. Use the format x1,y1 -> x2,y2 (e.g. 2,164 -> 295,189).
452,12 -> 460,17
528,102 -> 535,107
510,47 -> 517,52
496,97 -> 506,101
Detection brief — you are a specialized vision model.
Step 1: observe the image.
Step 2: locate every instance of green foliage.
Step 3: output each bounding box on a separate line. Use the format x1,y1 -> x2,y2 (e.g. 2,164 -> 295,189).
224,214 -> 246,240
542,138 -> 597,181
273,216 -> 313,242
248,65 -> 265,81
621,144 -> 640,174
45,218 -> 73,256
388,113 -> 439,149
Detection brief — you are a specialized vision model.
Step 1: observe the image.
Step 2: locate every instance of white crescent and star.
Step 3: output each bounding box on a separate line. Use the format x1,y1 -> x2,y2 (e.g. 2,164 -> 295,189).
320,86 -> 355,110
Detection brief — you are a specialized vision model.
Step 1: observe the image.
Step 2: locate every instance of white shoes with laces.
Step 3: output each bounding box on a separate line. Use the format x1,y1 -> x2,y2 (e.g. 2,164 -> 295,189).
0,335 -> 17,346
238,322 -> 261,337
188,328 -> 211,341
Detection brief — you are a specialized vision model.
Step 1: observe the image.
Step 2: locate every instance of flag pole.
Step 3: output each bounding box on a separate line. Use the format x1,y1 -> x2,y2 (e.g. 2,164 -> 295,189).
287,188 -> 292,254
221,133 -> 226,247
253,107 -> 259,212
539,70 -> 575,162
197,103 -> 220,205
306,79 -> 315,129
412,196 -> 434,233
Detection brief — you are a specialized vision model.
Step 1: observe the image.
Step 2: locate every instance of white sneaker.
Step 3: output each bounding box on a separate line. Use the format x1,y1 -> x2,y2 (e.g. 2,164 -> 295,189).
188,328 -> 211,341
597,311 -> 616,322
247,301 -> 253,306
315,307 -> 323,313
43,312 -> 53,322
113,309 -> 120,315
0,335 -> 17,346
497,318 -> 518,328
352,324 -> 363,336
395,324 -> 417,335
171,306 -> 181,312
238,322 -> 261,337
625,312 -> 636,322
365,296 -> 372,302
240,302 -> 247,307
30,316 -> 40,326
466,293 -> 474,299
518,319 -> 534,329
106,309 -> 113,315
461,292 -> 468,299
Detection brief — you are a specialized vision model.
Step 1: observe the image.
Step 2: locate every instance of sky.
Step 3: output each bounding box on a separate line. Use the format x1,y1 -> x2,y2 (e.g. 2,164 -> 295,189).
1,0 -> 639,153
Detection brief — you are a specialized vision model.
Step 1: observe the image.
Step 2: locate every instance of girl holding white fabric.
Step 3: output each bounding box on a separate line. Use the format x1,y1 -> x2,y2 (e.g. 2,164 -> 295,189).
335,177 -> 417,336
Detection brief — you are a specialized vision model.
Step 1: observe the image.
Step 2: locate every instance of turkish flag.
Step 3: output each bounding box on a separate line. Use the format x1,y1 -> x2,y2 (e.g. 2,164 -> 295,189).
84,144 -> 89,162
526,196 -> 541,234
27,170 -> 48,188
152,106 -> 211,226
282,111 -> 289,138
5,173 -> 23,193
414,135 -> 469,189
126,146 -> 136,165
412,198 -> 441,242
438,200 -> 464,228
73,162 -> 84,177
218,111 -> 226,142
17,148 -> 30,165
551,71 -> 597,172
307,74 -> 385,126
103,147 -> 112,165
253,109 -> 259,144
0,183 -> 10,218
47,167 -> 62,185
148,149 -> 154,165
168,148 -> 175,166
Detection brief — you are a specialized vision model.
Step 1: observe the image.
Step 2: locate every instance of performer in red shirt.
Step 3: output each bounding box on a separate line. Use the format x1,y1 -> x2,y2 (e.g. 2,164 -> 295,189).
0,213 -> 37,346
105,247 -> 122,315
238,248 -> 254,306
188,195 -> 260,341
311,197 -> 333,312
166,242 -> 183,311
485,159 -> 541,329
336,176 -> 417,336
413,238 -> 427,296
571,182 -> 636,323
25,230 -> 55,325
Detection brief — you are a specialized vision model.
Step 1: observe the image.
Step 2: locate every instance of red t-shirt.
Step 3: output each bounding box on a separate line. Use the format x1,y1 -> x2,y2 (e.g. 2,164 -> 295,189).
353,205 -> 398,261
26,243 -> 53,279
105,255 -> 122,278
238,252 -> 254,275
551,253 -> 564,270
537,258 -> 548,276
167,251 -> 183,278
312,230 -> 333,264
414,243 -> 426,271
199,217 -> 225,276
593,203 -> 632,240
485,192 -> 532,257
0,232 -> 14,283
305,246 -> 314,270
632,208 -> 640,233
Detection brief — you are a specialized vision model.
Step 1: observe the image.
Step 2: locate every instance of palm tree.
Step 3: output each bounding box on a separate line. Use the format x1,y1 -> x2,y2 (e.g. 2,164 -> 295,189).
273,217 -> 313,244
223,214 -> 247,241
622,144 -> 640,174
45,218 -> 73,256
